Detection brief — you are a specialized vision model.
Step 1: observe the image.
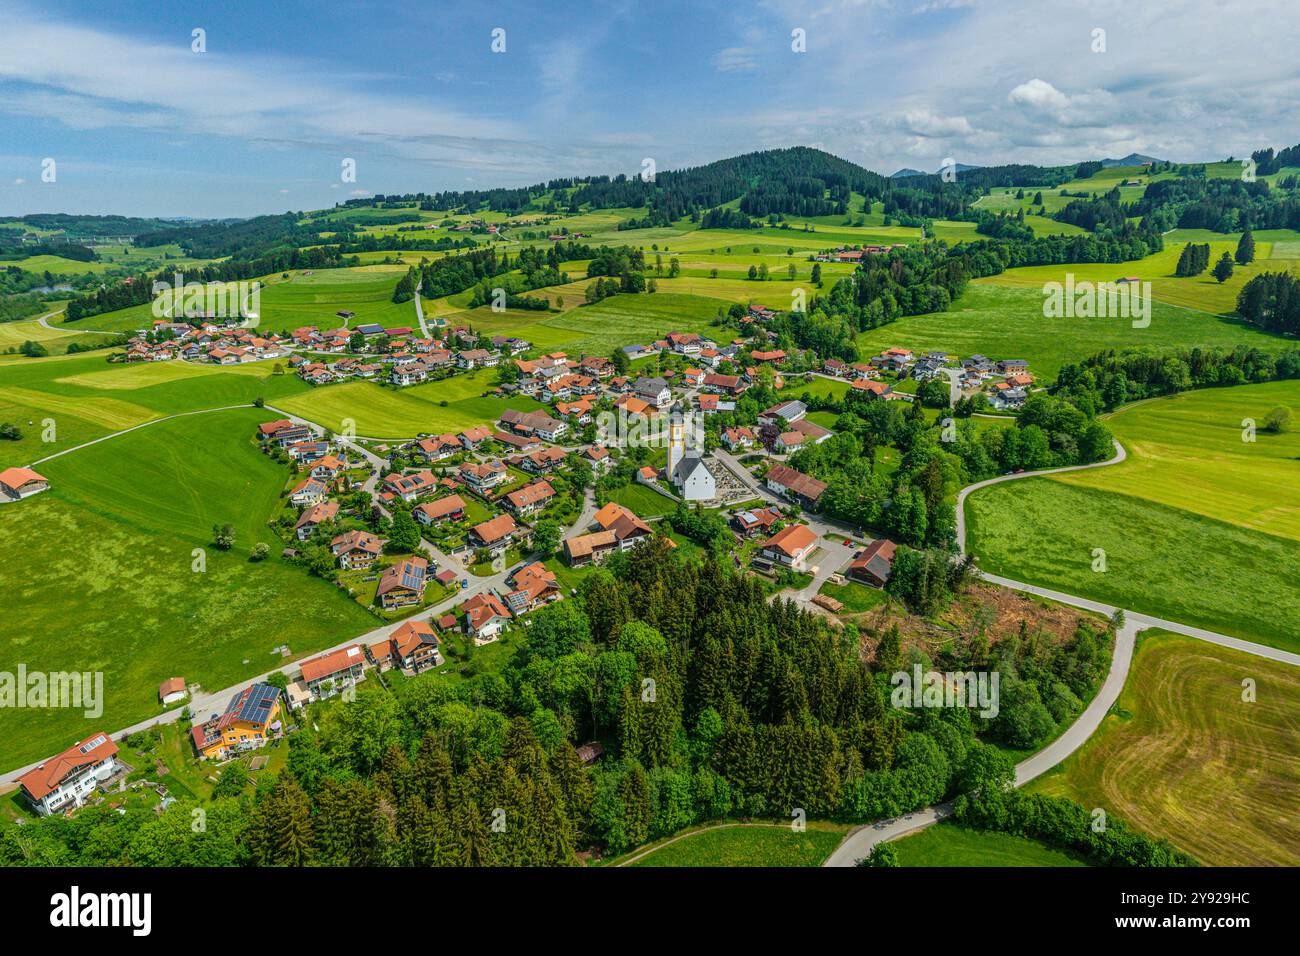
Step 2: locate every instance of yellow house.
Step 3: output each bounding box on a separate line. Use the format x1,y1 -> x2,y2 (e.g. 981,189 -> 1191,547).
191,682 -> 282,760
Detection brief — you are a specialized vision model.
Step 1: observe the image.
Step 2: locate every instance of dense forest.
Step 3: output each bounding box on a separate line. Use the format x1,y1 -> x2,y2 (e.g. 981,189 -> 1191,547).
1054,344 -> 1300,412
0,540 -> 1186,868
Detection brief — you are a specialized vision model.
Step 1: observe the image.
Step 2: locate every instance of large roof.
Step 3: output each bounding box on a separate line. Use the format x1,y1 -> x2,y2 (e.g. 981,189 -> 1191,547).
18,732 -> 118,801
300,644 -> 366,682
0,466 -> 47,489
472,514 -> 518,544
765,463 -> 828,502
762,523 -> 818,557
377,556 -> 428,596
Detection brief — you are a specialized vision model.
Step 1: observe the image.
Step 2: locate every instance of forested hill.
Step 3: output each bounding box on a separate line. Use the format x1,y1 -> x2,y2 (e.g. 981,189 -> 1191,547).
0,214 -> 191,239
417,146 -> 897,223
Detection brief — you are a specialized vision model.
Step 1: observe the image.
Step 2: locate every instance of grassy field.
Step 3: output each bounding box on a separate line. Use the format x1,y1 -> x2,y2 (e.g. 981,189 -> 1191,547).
0,313 -> 115,356
966,478 -> 1300,653
272,375 -> 544,438
858,284 -> 1285,377
624,822 -> 849,867
0,350 -> 309,467
1056,381 -> 1300,542
1028,631 -> 1300,866
0,407 -> 377,772
889,822 -> 1090,867
975,239 -> 1297,316
608,481 -> 677,517
820,579 -> 891,614
50,266 -> 415,336
435,291 -> 725,356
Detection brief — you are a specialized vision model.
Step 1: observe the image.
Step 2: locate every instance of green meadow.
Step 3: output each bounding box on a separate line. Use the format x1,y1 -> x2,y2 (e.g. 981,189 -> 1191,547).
438,292 -> 724,356
1056,380 -> 1300,542
0,407 -> 377,772
965,478 -> 1300,653
976,238 -> 1299,315
857,284 -> 1284,377
273,373 -> 544,438
889,822 -> 1090,867
0,350 -> 309,468
965,381 -> 1300,651
1028,631 -> 1300,866
624,822 -> 849,867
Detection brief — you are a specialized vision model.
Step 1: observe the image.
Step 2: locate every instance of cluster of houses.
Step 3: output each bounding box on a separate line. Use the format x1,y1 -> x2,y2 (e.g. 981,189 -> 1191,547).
124,318 -> 290,365
958,355 -> 1034,409
282,324 -> 522,388
813,244 -> 908,263
824,345 -> 1034,410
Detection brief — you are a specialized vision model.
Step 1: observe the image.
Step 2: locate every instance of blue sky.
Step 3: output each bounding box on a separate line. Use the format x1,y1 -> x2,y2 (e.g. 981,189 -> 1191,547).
1,0 -> 1297,218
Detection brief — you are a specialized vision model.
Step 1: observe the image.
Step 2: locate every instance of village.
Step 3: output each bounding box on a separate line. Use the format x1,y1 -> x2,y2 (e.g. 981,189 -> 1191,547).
7,295 -> 1041,819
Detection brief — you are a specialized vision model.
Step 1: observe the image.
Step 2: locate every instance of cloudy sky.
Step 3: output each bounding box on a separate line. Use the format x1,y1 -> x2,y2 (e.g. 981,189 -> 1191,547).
1,0 -> 1297,217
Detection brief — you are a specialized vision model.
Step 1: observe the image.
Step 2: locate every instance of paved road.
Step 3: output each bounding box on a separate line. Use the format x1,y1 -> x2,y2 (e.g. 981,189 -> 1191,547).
940,366 -> 962,406
0,397 -> 604,784
36,309 -> 118,336
824,437 -> 1297,866
412,279 -> 431,339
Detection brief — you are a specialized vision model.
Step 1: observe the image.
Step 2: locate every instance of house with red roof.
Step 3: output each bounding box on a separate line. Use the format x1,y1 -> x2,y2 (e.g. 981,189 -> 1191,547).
376,556 -> 428,609
0,466 -> 48,501
414,494 -> 466,526
295,500 -> 339,540
331,529 -> 384,570
463,592 -> 512,643
18,732 -> 119,816
758,523 -> 818,570
297,644 -> 367,702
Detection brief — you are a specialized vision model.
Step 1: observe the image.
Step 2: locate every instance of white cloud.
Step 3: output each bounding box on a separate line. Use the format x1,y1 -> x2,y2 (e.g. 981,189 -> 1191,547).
713,47 -> 758,73
1008,78 -> 1070,112
901,109 -> 977,138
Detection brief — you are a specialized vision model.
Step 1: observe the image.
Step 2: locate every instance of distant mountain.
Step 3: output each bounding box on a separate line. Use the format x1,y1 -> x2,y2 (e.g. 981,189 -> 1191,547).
890,163 -> 983,179
1100,153 -> 1163,167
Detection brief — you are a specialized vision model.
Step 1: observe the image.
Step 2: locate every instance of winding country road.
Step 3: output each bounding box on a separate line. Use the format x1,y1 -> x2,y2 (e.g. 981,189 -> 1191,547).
823,437 -> 1300,866
412,278 -> 431,339
6,393 -> 1298,861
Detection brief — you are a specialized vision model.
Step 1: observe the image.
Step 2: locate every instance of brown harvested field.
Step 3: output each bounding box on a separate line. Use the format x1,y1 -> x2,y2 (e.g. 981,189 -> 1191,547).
1028,631 -> 1300,866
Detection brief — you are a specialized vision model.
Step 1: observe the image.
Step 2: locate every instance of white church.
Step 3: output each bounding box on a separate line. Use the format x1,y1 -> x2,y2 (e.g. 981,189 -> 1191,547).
667,414 -> 717,502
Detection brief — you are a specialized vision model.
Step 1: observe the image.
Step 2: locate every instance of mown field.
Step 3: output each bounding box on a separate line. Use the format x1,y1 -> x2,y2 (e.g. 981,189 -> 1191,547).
0,408 -> 377,772
436,292 -> 724,356
966,478 -> 1300,653
975,238 -> 1298,315
858,284 -> 1284,377
272,372 -> 544,438
0,312 -> 114,356
1028,631 -> 1300,866
0,350 -> 309,467
888,822 -> 1090,867
623,822 -> 849,867
51,266 -> 414,336
1055,381 -> 1300,542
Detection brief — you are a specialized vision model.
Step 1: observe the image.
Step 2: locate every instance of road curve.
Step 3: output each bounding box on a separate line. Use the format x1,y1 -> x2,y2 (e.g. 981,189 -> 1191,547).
824,436 -> 1295,866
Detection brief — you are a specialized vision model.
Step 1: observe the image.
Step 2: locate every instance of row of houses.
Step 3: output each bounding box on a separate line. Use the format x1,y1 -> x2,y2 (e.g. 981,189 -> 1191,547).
813,244 -> 907,263
124,321 -> 289,365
